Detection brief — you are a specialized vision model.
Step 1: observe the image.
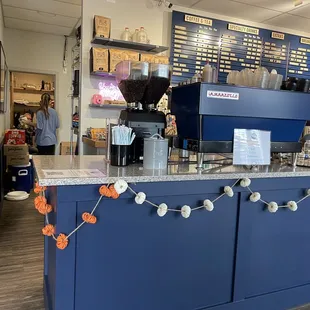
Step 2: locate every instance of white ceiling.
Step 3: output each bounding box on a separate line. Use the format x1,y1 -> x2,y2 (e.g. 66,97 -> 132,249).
1,0 -> 81,36
3,0 -> 310,36
173,0 -> 310,34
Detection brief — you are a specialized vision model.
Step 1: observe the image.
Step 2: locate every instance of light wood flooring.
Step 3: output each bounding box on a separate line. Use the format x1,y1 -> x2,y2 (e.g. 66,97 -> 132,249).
0,194 -> 44,310
0,194 -> 310,310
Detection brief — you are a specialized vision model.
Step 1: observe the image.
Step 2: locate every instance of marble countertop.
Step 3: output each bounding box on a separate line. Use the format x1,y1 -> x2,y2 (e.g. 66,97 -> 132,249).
33,155 -> 310,186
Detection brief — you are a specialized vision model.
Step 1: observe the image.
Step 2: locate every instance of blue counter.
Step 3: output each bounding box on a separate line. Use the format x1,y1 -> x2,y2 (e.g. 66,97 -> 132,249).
35,156 -> 310,310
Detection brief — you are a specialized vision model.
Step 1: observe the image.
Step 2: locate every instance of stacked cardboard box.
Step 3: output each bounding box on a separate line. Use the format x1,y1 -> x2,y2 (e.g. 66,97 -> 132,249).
60,142 -> 77,155
4,144 -> 29,166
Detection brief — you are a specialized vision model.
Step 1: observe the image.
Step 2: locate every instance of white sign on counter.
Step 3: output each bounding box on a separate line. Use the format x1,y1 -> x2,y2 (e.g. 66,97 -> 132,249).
42,169 -> 106,179
233,129 -> 271,166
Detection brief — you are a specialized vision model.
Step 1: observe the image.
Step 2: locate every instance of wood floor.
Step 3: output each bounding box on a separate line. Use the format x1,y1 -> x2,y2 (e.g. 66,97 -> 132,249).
0,194 -> 310,310
0,194 -> 44,310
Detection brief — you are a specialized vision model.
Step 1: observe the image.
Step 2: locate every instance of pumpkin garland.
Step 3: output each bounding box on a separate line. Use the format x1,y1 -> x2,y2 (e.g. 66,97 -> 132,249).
35,178 -> 310,250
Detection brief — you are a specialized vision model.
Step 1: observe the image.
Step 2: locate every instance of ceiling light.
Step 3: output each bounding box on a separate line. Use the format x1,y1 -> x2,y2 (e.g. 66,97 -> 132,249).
294,0 -> 303,7
37,11 -> 57,17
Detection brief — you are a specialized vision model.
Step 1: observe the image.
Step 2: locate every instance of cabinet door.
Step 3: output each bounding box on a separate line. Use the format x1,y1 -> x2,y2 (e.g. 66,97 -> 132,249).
75,192 -> 238,310
235,189 -> 310,299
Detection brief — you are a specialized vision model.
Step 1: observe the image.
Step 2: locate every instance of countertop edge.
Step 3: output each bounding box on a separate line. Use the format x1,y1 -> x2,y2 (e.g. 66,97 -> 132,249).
37,170 -> 310,186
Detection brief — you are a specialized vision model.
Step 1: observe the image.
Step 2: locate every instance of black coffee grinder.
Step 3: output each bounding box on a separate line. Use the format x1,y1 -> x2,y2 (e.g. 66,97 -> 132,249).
116,61 -> 171,162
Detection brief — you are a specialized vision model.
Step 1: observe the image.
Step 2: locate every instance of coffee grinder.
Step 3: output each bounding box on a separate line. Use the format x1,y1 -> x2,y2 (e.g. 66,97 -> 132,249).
116,60 -> 171,162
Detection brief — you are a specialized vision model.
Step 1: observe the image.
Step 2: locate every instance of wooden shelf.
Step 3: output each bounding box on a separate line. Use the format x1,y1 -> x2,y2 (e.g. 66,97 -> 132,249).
14,88 -> 54,95
91,37 -> 169,54
90,71 -> 116,78
89,103 -> 126,109
82,137 -> 107,148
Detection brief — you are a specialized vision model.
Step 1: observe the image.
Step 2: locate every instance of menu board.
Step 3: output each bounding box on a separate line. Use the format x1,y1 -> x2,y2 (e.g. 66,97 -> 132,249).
171,11 -> 310,84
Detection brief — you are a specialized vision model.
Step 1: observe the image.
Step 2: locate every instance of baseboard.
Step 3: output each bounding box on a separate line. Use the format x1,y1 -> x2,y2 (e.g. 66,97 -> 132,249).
203,283 -> 310,310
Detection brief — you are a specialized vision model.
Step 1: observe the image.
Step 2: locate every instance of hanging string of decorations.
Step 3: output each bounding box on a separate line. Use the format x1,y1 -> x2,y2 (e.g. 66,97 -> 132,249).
33,178 -> 310,250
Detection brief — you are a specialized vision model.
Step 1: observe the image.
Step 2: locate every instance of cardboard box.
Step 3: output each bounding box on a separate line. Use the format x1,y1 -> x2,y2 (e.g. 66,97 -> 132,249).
140,54 -> 155,63
125,51 -> 139,62
94,15 -> 111,38
4,129 -> 26,145
4,144 -> 28,156
91,48 -> 109,72
7,154 -> 29,166
154,56 -> 170,65
109,49 -> 127,72
60,142 -> 77,155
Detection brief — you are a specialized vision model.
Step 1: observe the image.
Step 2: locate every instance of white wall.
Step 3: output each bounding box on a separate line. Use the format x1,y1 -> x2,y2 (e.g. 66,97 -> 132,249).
4,28 -> 75,151
81,0 -> 167,153
0,4 -> 5,138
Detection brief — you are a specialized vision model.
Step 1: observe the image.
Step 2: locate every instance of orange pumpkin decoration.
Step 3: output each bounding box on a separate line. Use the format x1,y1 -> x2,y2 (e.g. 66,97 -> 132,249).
56,234 -> 69,250
34,183 -> 47,194
34,196 -> 47,209
109,185 -> 120,199
82,212 -> 97,224
38,204 -> 53,215
99,185 -> 112,197
42,224 -> 55,236
36,200 -> 46,210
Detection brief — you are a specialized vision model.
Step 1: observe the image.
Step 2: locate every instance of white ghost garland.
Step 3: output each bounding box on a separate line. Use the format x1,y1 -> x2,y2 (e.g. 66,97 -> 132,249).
224,186 -> 234,198
114,180 -> 128,194
135,192 -> 146,205
203,200 -> 214,212
287,201 -> 298,212
240,178 -> 251,188
106,178 -> 310,218
181,205 -> 191,219
268,202 -> 279,213
157,203 -> 168,217
250,192 -> 261,203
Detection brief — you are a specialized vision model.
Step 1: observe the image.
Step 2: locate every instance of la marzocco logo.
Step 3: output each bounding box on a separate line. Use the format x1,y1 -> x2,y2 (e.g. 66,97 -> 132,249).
207,91 -> 239,100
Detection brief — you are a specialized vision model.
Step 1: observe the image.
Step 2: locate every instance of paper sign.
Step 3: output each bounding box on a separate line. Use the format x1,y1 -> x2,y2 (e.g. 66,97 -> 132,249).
233,129 -> 271,165
42,169 -> 106,179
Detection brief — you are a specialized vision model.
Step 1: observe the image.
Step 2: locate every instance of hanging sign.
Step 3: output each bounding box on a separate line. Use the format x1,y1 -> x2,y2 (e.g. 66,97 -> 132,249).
184,14 -> 213,26
271,32 -> 285,40
300,37 -> 310,45
227,23 -> 259,35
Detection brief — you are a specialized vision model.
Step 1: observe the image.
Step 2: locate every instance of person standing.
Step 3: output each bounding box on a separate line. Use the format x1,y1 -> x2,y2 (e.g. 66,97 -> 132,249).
24,93 -> 59,155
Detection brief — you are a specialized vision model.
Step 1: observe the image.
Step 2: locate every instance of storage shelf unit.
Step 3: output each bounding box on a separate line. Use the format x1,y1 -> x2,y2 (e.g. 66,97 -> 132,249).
14,88 -> 54,95
91,37 -> 169,53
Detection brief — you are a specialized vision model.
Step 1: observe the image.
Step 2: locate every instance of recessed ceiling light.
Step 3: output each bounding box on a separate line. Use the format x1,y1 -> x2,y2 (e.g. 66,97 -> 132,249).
37,11 -> 56,17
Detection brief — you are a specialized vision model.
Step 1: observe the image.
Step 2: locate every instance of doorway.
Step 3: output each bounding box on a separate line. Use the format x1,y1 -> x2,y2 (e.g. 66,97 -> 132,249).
9,71 -> 56,147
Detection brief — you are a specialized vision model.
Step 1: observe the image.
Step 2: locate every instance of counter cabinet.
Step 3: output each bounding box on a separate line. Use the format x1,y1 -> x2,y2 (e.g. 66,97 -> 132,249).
44,177 -> 310,310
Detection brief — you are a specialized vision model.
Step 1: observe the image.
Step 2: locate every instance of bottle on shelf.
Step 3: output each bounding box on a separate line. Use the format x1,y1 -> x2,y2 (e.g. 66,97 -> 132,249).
137,27 -> 148,44
132,29 -> 139,42
121,27 -> 132,41
202,61 -> 213,83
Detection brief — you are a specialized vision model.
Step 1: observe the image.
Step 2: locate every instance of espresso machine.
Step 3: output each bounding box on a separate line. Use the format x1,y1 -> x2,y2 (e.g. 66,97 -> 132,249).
116,61 -> 171,162
172,83 -> 310,167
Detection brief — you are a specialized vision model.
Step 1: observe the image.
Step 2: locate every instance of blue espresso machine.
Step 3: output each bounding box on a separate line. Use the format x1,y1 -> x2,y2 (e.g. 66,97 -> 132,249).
172,83 -> 310,165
